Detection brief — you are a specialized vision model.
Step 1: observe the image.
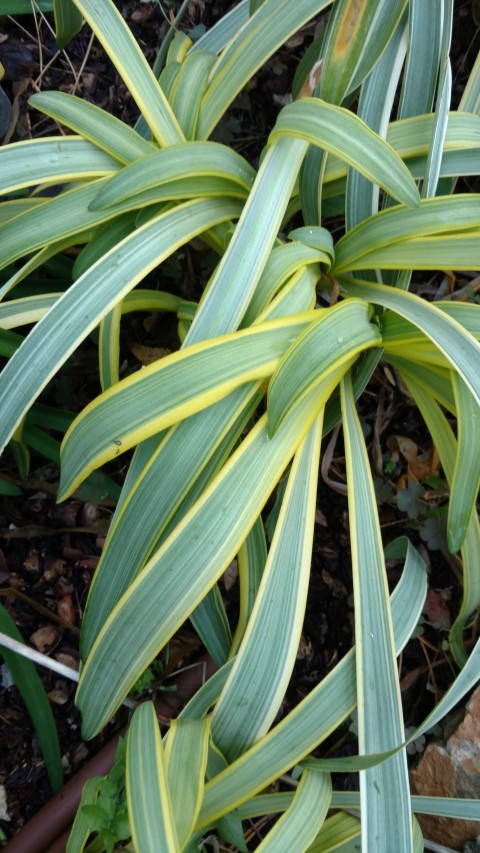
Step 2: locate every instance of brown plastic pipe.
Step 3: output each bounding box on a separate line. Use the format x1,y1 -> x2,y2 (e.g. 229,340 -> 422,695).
4,655 -> 217,853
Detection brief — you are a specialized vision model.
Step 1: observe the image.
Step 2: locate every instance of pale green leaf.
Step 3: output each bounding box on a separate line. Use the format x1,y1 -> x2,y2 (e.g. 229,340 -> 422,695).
90,143 -> 256,211
164,718 -> 210,846
0,137 -> 118,195
30,91 -> 156,163
340,277 -> 480,408
341,373 -> 411,851
270,99 -> 420,208
0,198 -> 242,454
195,543 -> 426,826
71,0 -> 184,146
211,416 -> 322,760
59,314 -> 314,497
196,0 -> 333,139
449,373 -> 480,553
126,702 -> 179,852
76,388 -> 333,739
332,194 -> 480,274
257,769 -> 331,852
267,299 -> 381,435
319,0 -> 407,104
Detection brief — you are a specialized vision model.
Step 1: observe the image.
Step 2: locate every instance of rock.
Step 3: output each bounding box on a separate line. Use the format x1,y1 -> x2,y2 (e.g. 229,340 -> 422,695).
410,685 -> 480,849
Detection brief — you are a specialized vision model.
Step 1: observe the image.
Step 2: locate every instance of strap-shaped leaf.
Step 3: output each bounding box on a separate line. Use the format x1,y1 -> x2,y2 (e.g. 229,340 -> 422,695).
341,373 -> 411,852
126,702 -> 179,852
0,294 -> 61,329
71,0 -> 184,146
184,137 -> 308,344
269,99 -> 420,208
76,387 -> 335,738
90,143 -> 256,211
30,91 -> 156,163
59,314 -> 314,497
306,811 -> 360,853
323,112 -> 480,185
319,0 -> 407,104
80,387 -> 260,658
340,278 -> 480,407
211,415 -> 322,761
332,194 -> 480,273
0,137 -> 118,195
196,0 -> 333,139
231,516 -> 267,656
66,776 -> 103,853
169,51 -> 216,140
0,198 -> 242,454
345,14 -> 407,231
257,769 -> 331,852
449,373 -> 480,553
267,299 -> 381,436
242,239 -> 331,326
196,541 -> 426,827
164,718 -> 210,846
53,0 -> 83,48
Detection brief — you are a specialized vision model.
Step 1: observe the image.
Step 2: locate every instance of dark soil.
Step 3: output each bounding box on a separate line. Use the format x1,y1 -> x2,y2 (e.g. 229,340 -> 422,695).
0,0 -> 479,849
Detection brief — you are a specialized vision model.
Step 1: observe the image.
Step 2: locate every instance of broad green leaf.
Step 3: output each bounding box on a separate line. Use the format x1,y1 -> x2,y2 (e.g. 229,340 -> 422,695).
59,314 -> 314,497
0,198 -> 242,454
270,99 -> 420,208
211,415 -> 322,760
90,143 -> 256,211
339,278 -> 480,408
164,718 -> 210,845
332,194 -> 480,273
0,198 -> 46,225
53,0 -> 83,48
71,0 -> 184,146
257,769 -> 331,851
319,0 -> 407,104
0,604 -> 63,792
341,373 -> 410,852
267,299 -> 381,435
195,542 -> 426,827
30,92 -> 156,163
449,373 -> 480,553
76,387 -> 337,738
126,702 -> 178,852
0,137 -> 118,195
196,0 -> 333,139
